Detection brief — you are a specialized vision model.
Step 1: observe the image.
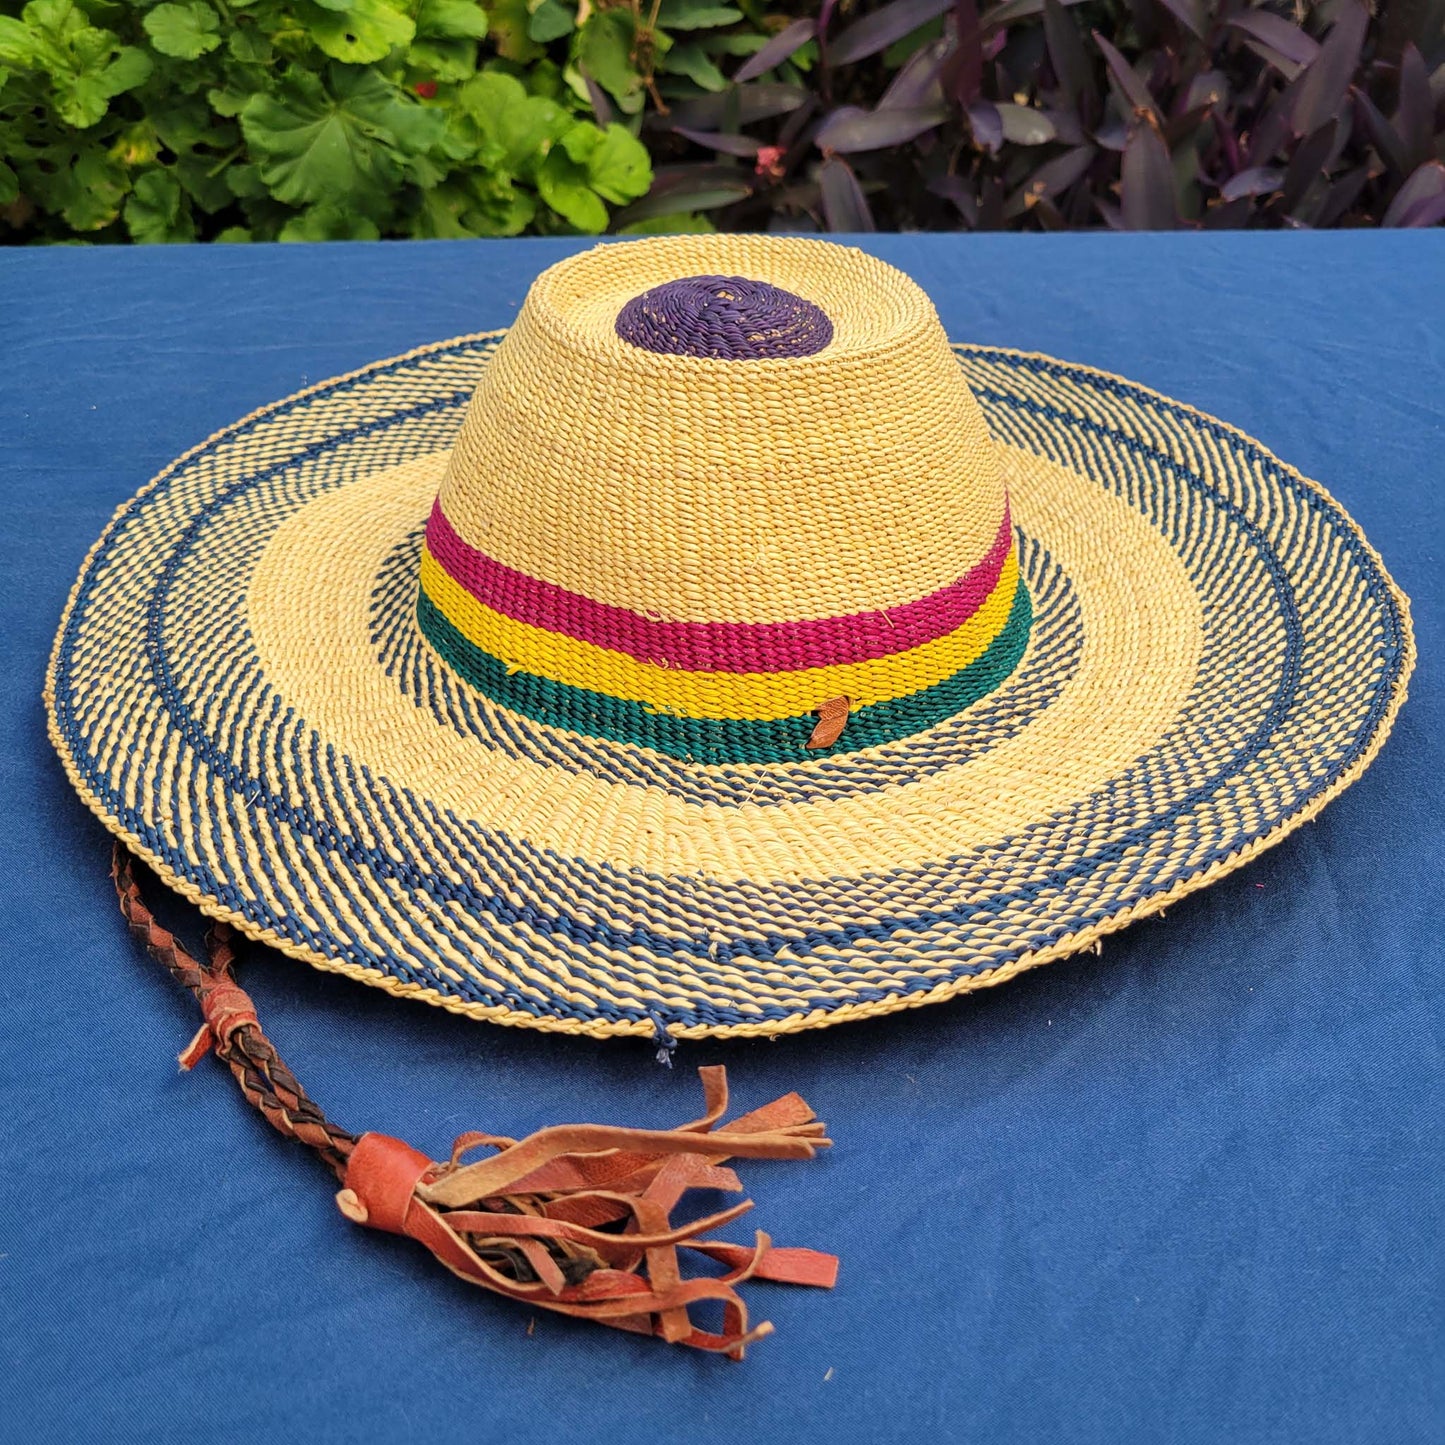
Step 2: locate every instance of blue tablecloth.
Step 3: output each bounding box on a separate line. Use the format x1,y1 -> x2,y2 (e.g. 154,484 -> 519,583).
2,233 -> 1441,1445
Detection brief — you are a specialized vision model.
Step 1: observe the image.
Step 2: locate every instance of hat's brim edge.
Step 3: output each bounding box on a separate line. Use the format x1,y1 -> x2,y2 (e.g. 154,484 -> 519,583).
43,335 -> 1418,1043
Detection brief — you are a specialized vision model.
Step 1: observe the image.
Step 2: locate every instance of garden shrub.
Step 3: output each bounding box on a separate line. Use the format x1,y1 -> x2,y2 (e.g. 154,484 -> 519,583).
0,0 -> 1442,242
0,0 -> 656,240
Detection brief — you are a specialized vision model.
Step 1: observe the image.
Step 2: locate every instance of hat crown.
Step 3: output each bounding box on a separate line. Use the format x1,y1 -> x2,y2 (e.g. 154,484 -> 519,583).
419,236 -> 1027,761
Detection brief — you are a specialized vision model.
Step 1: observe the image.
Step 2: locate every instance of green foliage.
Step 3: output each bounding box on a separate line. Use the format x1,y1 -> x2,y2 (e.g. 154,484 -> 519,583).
0,0 -> 656,241
142,3 -> 219,61
9,0 -> 1435,242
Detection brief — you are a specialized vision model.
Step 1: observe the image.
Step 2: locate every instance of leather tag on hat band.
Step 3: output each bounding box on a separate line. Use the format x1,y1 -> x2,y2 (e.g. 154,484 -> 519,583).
807,696 -> 851,750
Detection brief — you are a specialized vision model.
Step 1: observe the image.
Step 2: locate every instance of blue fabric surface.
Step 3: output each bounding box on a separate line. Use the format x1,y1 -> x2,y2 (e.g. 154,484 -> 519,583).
1,233 -> 1441,1445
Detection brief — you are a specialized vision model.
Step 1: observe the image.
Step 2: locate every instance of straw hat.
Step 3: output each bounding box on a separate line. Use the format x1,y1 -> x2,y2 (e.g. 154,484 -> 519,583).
46,236 -> 1414,1353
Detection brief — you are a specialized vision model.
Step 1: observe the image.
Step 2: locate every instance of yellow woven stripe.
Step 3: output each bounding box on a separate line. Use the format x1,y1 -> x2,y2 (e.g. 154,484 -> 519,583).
418,544 -> 1021,721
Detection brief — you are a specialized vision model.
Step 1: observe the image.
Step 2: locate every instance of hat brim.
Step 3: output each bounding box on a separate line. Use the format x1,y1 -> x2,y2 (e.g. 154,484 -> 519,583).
46,336 -> 1414,1039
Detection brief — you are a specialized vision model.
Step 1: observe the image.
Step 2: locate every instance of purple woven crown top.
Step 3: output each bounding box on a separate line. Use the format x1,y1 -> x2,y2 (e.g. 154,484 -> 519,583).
614,275 -> 834,360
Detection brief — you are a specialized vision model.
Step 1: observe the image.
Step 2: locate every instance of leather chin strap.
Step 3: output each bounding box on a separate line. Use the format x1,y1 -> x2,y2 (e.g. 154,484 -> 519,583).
111,842 -> 838,1358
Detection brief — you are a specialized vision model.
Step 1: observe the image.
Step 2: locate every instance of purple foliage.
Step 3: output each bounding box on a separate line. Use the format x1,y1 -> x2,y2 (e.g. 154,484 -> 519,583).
643,0 -> 1445,232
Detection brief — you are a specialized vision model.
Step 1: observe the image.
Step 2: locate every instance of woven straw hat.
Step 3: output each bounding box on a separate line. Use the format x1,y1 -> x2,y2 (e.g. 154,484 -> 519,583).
46,235 -> 1413,1353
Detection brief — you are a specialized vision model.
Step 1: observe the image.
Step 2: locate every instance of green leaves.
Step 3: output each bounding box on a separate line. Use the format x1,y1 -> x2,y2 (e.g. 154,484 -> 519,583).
661,42 -> 726,92
537,121 -> 649,230
279,202 -> 381,239
527,0 -> 574,45
142,3 -> 221,60
583,125 -> 649,204
301,0 -> 416,65
577,9 -> 644,114
0,0 -> 699,243
454,72 -> 649,232
414,0 -> 490,55
418,0 -> 491,43
226,25 -> 271,63
0,0 -> 152,128
536,148 -> 603,229
54,44 -> 150,127
415,171 -> 534,236
486,0 -> 543,62
459,70 -> 570,172
124,168 -> 196,240
0,16 -> 36,68
240,66 -> 429,214
655,0 -> 742,31
36,142 -> 129,228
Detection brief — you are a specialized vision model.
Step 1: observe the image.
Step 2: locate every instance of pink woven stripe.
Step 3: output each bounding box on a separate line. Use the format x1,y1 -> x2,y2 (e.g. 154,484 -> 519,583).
424,500 -> 1014,674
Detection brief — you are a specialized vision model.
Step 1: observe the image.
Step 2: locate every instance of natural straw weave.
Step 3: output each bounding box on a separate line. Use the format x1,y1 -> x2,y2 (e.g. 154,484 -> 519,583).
46,237 -> 1414,1041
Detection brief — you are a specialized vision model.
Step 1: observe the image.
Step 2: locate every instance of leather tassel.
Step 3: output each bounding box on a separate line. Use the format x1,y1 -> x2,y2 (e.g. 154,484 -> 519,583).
334,1066 -> 837,1357
112,843 -> 837,1358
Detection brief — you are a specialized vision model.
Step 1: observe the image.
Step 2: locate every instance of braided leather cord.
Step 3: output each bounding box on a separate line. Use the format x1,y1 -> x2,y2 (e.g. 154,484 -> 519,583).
112,842 -> 357,1178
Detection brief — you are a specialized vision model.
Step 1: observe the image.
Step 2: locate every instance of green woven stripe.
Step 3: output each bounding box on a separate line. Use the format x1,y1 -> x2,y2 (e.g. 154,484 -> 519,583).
416,581 -> 1034,765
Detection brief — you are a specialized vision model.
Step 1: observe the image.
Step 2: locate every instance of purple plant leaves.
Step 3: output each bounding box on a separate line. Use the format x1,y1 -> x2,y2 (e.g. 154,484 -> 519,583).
1183,69 -> 1227,113
577,65 -> 614,128
1227,12 -> 1319,72
967,99 -> 1003,151
1043,0 -> 1096,115
777,94 -> 819,150
977,174 -> 1005,228
1394,44 -> 1434,175
733,18 -> 816,85
1246,67 -> 1307,165
1030,196 -> 1068,229
1397,192 -> 1445,229
1093,106 -> 1129,151
815,0 -> 840,57
1281,120 -> 1336,215
1094,31 -> 1162,124
1045,106 -> 1086,145
1234,41 -> 1304,82
671,126 -> 762,157
927,171 -> 979,226
1035,143 -> 1096,195
1162,103 -> 1213,149
670,83 -> 808,130
1383,161 -> 1445,227
1293,0 -> 1367,138
1121,122 -> 1178,229
1005,142 -> 1095,215
880,35 -> 951,109
1352,85 -> 1406,178
1152,0 -> 1205,43
981,0 -> 1090,29
1220,166 -> 1283,202
1095,195 -> 1124,228
1212,110 -> 1242,174
1202,195 -> 1255,228
1315,164 -> 1370,228
647,163 -> 749,197
995,102 -> 1055,144
947,0 -> 984,108
815,104 -> 949,153
814,104 -> 865,144
616,164 -> 752,225
1324,103 -> 1354,173
819,154 -> 876,229
643,0 -> 1428,236
829,0 -> 956,67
